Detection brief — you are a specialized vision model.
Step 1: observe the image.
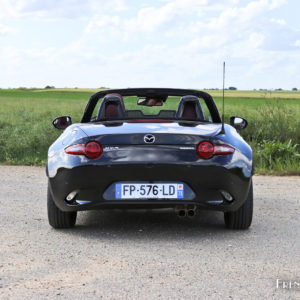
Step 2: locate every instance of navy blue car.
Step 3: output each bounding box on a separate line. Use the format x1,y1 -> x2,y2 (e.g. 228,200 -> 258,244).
47,88 -> 253,229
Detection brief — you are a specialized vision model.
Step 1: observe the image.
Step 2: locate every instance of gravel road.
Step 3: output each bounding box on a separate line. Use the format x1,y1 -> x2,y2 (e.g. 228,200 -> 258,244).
0,166 -> 299,299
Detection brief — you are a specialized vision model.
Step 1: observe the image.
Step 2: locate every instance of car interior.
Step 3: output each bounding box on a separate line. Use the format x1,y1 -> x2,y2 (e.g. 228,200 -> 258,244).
95,93 -> 207,122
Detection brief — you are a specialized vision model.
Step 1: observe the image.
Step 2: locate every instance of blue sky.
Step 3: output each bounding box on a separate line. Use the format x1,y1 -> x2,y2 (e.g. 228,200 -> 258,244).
0,0 -> 299,89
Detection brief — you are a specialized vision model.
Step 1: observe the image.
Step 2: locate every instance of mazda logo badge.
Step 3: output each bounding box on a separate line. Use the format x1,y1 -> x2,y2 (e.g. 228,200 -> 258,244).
144,134 -> 155,144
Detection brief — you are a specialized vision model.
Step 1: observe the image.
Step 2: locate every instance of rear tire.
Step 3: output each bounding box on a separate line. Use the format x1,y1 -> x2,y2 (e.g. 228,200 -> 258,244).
47,184 -> 77,229
224,180 -> 253,229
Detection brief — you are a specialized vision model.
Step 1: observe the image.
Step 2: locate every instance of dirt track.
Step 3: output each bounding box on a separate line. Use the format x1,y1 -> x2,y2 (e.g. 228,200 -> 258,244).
0,166 -> 299,299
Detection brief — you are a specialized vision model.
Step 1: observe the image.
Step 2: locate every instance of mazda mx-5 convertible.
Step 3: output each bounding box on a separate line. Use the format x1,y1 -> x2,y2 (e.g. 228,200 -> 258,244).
47,88 -> 253,229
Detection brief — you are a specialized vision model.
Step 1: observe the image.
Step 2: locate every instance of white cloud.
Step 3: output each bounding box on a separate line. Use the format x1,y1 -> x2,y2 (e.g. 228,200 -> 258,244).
85,16 -> 120,34
0,0 -> 299,89
270,18 -> 286,25
122,0 -> 253,35
0,23 -> 16,34
269,0 -> 287,9
0,0 -> 127,19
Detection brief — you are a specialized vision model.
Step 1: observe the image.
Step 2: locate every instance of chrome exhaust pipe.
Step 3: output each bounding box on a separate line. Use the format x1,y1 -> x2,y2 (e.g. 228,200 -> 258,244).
175,205 -> 186,217
175,205 -> 197,218
178,209 -> 186,217
187,209 -> 195,218
187,205 -> 197,218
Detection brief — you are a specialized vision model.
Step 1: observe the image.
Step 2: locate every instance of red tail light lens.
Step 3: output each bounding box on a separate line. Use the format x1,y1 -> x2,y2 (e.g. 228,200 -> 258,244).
197,142 -> 214,158
65,141 -> 102,159
197,142 -> 234,159
85,141 -> 102,159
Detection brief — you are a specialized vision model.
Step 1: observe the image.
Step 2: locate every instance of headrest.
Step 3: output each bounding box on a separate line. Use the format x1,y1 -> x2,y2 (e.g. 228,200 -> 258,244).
97,93 -> 125,119
104,93 -> 125,110
176,95 -> 205,120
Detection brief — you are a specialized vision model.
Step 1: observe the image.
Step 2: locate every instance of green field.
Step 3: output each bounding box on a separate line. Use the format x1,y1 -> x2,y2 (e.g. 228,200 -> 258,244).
0,88 -> 299,174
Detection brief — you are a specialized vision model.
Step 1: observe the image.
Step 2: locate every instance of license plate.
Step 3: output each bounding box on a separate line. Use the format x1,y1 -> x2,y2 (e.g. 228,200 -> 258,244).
115,183 -> 184,199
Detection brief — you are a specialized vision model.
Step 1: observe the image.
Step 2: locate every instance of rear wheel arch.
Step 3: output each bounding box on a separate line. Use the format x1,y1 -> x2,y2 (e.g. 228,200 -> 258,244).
224,179 -> 253,230
47,182 -> 77,229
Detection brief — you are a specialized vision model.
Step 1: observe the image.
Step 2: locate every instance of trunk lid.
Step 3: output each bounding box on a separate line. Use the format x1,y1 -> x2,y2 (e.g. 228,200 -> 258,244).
79,121 -> 222,145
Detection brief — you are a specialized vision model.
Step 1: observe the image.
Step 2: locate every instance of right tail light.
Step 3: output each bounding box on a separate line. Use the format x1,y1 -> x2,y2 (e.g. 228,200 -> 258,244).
197,141 -> 234,159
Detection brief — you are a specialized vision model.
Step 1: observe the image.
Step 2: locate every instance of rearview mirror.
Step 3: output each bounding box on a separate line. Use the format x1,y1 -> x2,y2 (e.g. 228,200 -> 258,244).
137,98 -> 148,106
137,97 -> 164,106
230,116 -> 248,130
52,116 -> 72,130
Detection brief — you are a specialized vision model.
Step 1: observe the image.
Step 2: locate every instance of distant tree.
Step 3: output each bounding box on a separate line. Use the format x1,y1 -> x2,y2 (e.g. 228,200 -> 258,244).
228,86 -> 237,90
275,88 -> 282,91
292,88 -> 298,91
45,85 -> 55,89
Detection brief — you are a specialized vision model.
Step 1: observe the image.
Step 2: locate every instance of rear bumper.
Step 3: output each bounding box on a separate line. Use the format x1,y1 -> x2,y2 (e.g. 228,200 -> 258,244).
48,163 -> 252,213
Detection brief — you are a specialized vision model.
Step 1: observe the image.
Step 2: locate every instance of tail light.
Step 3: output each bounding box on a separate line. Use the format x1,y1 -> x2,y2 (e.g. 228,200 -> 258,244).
197,141 -> 234,159
197,141 -> 214,159
65,141 -> 102,159
85,142 -> 102,159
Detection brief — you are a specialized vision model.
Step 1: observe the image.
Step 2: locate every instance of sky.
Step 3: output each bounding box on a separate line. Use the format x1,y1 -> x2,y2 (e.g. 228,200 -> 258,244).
0,0 -> 299,90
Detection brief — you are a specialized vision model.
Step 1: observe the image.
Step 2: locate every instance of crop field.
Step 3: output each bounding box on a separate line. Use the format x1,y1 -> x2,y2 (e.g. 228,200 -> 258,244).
0,88 -> 299,174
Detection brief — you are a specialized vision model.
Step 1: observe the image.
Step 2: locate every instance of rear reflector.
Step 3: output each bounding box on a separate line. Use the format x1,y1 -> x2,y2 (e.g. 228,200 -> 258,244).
65,141 -> 102,159
197,142 -> 234,159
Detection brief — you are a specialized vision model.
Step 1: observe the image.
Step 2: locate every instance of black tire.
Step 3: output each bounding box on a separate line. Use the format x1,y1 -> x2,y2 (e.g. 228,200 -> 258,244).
224,180 -> 253,229
47,184 -> 77,229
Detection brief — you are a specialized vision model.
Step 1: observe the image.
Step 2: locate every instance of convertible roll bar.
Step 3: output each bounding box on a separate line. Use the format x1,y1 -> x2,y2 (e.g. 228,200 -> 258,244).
81,88 -> 222,123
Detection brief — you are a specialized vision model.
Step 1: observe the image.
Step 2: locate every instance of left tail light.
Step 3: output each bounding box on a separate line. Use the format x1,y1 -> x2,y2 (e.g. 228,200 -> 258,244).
65,141 -> 103,159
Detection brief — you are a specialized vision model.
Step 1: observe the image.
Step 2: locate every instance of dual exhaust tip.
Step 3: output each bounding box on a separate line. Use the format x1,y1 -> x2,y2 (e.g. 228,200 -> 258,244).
175,205 -> 197,218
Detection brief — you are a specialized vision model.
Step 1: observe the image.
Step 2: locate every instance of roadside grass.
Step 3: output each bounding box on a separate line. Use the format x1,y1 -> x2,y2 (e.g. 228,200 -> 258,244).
0,88 -> 299,174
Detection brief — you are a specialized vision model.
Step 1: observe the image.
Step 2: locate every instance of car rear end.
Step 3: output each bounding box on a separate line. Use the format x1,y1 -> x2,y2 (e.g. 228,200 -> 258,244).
47,122 -> 252,214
